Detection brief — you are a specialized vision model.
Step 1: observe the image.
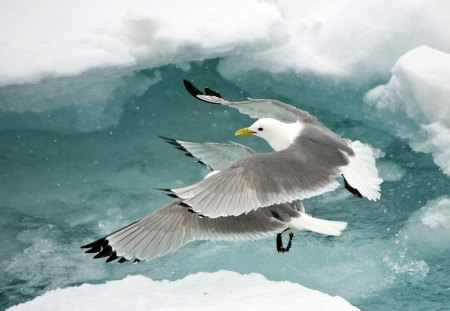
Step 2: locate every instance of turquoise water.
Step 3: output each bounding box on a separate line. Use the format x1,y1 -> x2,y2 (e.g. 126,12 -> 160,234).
1,61 -> 449,310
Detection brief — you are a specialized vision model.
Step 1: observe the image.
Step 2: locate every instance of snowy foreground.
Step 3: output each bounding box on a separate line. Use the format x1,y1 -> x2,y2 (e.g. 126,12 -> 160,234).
8,271 -> 358,311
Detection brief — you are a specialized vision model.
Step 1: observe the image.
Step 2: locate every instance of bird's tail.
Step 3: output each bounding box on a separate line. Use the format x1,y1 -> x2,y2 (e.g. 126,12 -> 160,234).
288,212 -> 347,236
341,140 -> 383,201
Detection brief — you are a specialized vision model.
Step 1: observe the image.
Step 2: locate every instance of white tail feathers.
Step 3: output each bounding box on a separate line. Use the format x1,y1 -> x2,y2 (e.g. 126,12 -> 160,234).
288,212 -> 347,236
341,140 -> 383,201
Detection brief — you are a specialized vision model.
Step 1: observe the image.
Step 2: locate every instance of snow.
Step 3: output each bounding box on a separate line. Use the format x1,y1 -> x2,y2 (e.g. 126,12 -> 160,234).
220,0 -> 450,80
1,0 -> 449,88
0,0 -> 284,132
1,0 -> 449,133
8,271 -> 359,311
0,0 -> 285,86
365,46 -> 450,175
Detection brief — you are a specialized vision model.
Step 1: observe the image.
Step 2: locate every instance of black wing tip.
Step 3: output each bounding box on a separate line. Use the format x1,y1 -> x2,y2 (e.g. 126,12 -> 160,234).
204,87 -> 222,98
154,188 -> 180,198
158,135 -> 209,167
182,79 -> 222,104
157,135 -> 174,142
155,187 -> 172,192
183,79 -> 203,98
158,136 -> 183,148
158,136 -> 186,150
81,237 -> 139,264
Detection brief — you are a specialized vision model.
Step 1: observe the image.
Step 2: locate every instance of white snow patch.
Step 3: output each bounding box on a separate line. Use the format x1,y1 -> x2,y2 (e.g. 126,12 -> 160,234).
1,0 -> 450,87
8,271 -> 359,311
1,1 -> 449,132
0,0 -> 285,87
219,0 -> 450,80
365,46 -> 450,175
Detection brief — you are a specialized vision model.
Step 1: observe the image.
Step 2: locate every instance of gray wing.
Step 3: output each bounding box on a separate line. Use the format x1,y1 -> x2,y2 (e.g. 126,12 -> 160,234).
81,201 -> 296,262
171,126 -> 352,218
183,79 -> 325,127
160,136 -> 256,171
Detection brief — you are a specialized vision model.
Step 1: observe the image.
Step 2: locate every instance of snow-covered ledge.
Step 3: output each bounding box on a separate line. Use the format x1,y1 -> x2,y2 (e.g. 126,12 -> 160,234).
8,271 -> 358,311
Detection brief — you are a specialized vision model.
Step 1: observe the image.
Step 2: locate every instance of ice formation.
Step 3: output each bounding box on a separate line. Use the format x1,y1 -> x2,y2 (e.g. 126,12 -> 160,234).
0,0 -> 285,86
1,0 -> 450,132
8,271 -> 359,311
365,46 -> 450,175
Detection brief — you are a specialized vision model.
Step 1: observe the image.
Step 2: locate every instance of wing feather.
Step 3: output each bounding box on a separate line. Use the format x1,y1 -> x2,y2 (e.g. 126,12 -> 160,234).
160,136 -> 256,171
184,79 -> 326,127
171,130 -> 351,218
82,201 -> 296,262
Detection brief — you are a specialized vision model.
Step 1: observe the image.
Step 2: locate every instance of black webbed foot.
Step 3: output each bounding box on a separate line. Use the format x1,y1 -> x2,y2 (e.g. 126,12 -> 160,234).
276,231 -> 294,253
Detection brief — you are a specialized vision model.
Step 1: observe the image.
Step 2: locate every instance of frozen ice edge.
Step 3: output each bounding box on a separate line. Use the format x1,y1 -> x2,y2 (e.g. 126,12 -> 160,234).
365,46 -> 450,176
8,270 -> 359,311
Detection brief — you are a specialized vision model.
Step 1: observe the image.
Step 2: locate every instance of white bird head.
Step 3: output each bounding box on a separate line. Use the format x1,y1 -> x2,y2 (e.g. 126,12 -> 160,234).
235,118 -> 302,151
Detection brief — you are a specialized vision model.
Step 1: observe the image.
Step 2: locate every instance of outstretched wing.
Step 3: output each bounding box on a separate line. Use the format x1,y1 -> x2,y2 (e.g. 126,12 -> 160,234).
160,136 -> 256,171
170,129 -> 351,218
183,79 -> 325,126
81,201 -> 296,262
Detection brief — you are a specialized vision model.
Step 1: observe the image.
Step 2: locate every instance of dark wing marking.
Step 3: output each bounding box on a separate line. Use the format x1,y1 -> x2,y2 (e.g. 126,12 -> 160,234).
81,201 -> 296,262
183,79 -> 328,127
160,136 -> 256,171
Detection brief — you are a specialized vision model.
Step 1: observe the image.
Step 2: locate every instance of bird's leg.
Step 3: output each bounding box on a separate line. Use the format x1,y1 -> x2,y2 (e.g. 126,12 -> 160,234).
276,230 -> 294,253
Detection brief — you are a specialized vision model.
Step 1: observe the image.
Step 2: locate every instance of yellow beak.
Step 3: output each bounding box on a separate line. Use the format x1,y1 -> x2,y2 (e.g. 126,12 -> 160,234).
235,127 -> 255,136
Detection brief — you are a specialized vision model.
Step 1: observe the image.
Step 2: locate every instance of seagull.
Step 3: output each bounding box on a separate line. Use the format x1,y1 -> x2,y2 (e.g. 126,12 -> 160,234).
166,80 -> 382,219
81,137 -> 347,263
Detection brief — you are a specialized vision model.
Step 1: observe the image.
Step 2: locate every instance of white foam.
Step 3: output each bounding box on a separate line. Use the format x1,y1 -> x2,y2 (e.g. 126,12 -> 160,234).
377,161 -> 406,182
402,196 -> 450,253
365,46 -> 450,175
8,271 -> 359,311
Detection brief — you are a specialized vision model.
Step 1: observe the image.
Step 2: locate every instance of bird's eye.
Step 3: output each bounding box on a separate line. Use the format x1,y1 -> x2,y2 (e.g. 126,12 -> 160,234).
258,127 -> 263,131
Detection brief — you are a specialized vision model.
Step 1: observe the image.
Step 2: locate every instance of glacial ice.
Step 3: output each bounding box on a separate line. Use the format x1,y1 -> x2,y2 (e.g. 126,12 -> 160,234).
365,46 -> 450,175
2,0 -> 450,132
7,271 -> 359,311
219,0 -> 450,80
0,0 -> 285,86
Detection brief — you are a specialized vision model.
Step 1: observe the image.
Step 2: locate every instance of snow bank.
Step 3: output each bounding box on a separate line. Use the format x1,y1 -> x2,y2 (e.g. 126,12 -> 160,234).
1,0 -> 449,87
220,0 -> 450,80
8,271 -> 359,311
0,0 -> 285,86
0,0 -> 284,132
1,0 -> 449,132
365,46 -> 450,175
